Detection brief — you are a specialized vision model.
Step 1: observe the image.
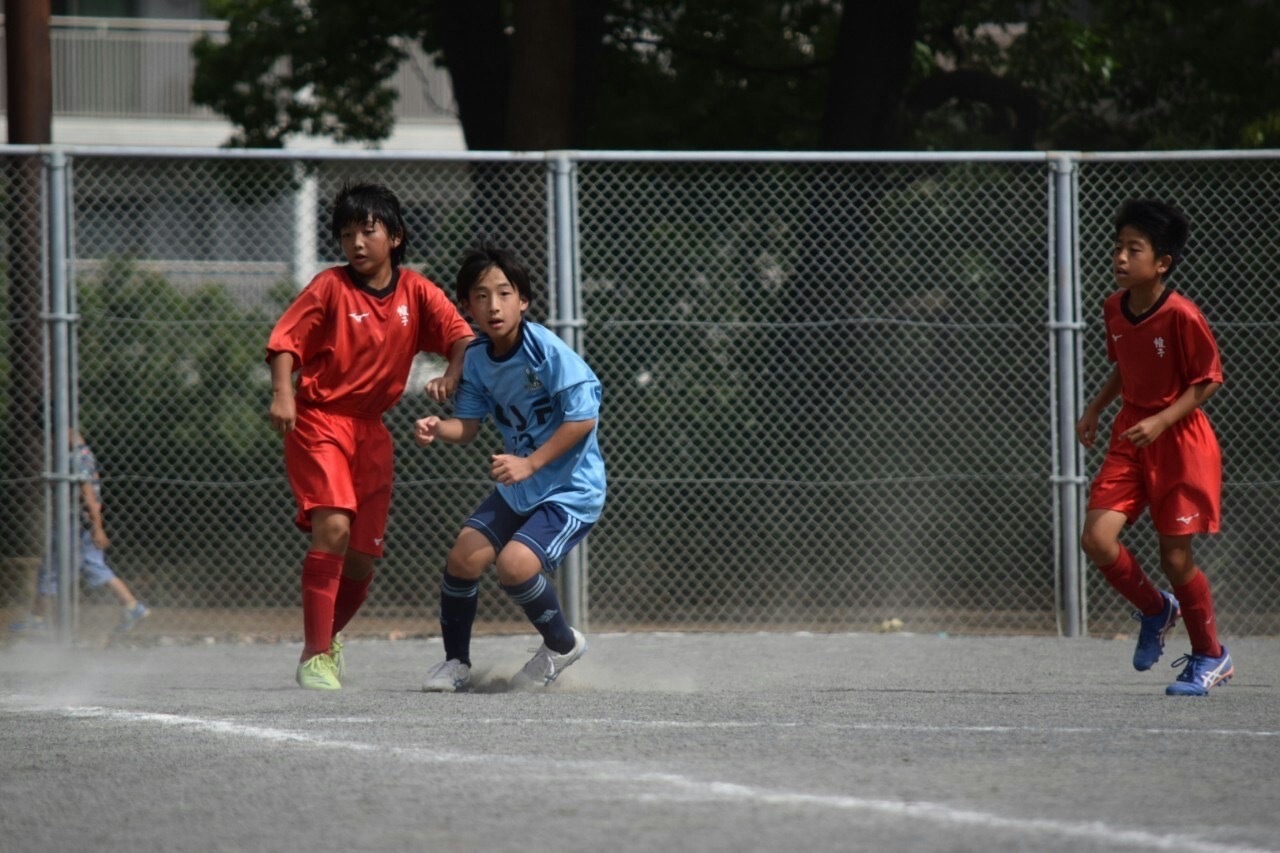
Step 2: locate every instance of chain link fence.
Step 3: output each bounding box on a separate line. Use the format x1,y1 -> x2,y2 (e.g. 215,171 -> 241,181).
1,148 -> 1277,641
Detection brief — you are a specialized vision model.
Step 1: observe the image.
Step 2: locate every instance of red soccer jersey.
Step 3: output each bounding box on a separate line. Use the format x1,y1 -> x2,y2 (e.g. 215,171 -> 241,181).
266,266 -> 473,418
1103,288 -> 1223,410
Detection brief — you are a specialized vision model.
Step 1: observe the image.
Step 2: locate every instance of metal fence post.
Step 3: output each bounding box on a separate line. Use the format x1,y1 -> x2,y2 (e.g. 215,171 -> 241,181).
45,149 -> 76,644
549,151 -> 588,629
1050,154 -> 1085,637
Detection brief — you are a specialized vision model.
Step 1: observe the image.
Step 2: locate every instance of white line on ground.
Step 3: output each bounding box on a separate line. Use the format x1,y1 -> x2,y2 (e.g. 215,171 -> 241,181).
310,715 -> 1280,739
3,701 -> 1272,853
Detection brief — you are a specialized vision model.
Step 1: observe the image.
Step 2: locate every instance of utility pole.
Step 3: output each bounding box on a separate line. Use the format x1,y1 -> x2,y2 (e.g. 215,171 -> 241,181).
6,0 -> 54,143
4,0 -> 53,596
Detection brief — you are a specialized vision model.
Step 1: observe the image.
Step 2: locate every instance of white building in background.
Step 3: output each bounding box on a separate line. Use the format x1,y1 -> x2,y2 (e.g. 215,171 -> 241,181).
0,0 -> 465,150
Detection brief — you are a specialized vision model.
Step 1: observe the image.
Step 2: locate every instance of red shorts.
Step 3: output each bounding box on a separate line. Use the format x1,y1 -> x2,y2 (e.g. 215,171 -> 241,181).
283,405 -> 393,557
1087,405 -> 1221,535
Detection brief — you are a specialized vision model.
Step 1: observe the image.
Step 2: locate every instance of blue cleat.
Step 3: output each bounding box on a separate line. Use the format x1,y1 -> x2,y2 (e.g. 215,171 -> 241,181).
1166,646 -> 1233,696
1132,591 -> 1179,671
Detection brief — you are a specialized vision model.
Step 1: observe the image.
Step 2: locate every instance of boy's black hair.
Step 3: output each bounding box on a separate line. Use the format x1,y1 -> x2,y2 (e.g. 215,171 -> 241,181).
454,243 -> 532,303
1114,199 -> 1189,280
330,182 -> 408,266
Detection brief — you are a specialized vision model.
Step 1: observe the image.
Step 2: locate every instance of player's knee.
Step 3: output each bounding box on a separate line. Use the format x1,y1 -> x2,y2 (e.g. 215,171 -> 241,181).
310,513 -> 351,553
493,550 -> 542,587
445,545 -> 485,580
1080,528 -> 1117,565
1158,551 -> 1194,581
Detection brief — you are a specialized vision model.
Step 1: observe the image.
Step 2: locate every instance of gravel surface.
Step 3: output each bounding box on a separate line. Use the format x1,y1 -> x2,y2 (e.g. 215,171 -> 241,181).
2,631 -> 1277,853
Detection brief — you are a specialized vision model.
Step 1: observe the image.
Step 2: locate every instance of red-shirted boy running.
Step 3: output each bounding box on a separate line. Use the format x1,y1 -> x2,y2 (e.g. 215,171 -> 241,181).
267,182 -> 474,690
1077,199 -> 1232,696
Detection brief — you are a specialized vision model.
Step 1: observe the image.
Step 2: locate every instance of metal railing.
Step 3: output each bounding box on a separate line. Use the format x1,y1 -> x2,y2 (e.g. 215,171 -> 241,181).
0,16 -> 455,122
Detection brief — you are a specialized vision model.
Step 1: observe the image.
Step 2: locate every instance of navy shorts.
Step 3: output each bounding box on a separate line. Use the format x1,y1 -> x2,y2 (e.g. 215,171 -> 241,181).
464,491 -> 594,574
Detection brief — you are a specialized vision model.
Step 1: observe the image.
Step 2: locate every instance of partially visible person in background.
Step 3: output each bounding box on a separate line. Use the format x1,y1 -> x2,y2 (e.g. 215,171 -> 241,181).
9,429 -> 149,635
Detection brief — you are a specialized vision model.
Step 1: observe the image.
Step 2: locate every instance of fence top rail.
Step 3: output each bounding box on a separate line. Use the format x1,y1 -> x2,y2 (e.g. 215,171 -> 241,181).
555,149 -> 1280,163
0,145 -> 548,162
1,145 -> 1278,163
1,15 -> 228,33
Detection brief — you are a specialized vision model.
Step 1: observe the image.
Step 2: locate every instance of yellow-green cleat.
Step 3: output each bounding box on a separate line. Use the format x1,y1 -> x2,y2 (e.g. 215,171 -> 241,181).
329,635 -> 346,679
296,652 -> 341,690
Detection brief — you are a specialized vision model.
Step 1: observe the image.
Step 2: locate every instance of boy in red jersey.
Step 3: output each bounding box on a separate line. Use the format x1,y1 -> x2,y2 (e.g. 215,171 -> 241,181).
1076,199 -> 1232,696
267,183 -> 474,690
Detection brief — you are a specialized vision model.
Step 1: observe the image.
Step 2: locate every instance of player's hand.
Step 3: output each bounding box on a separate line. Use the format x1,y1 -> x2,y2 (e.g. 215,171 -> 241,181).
269,394 -> 296,435
1075,410 -> 1100,448
92,528 -> 110,550
424,374 -> 458,404
490,453 -> 534,485
415,416 -> 441,446
1121,415 -> 1167,448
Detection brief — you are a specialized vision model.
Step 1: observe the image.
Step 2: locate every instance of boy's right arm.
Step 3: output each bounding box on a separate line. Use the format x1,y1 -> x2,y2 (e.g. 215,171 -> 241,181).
268,352 -> 297,435
415,416 -> 480,447
81,480 -> 110,550
1076,366 -> 1122,449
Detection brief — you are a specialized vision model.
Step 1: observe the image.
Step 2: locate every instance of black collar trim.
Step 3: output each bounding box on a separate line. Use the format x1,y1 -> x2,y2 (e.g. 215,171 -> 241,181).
1121,286 -> 1174,325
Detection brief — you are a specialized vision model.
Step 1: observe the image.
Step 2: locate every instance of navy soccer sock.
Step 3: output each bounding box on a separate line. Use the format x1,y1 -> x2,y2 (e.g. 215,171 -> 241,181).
439,572 -> 480,667
500,574 -> 576,654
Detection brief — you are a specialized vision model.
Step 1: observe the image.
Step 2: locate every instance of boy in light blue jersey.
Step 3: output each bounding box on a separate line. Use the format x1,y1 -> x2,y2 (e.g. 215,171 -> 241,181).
415,245 -> 605,692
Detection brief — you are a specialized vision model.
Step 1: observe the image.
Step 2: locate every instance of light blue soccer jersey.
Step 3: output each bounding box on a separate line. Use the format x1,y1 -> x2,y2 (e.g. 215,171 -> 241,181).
454,320 -> 606,522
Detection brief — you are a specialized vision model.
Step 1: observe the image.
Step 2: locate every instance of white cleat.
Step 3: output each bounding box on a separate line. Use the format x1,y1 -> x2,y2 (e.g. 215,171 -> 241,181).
422,658 -> 471,693
511,628 -> 587,689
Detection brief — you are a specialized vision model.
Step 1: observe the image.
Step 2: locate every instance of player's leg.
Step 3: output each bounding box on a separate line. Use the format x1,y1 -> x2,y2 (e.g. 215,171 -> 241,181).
302,507 -> 351,650
292,509 -> 350,688
1150,415 -> 1230,694
1083,431 -> 1169,615
1081,508 -> 1166,613
285,410 -> 358,689
1157,534 -> 1221,655
1081,508 -> 1175,670
502,505 -> 592,688
79,529 -> 149,633
422,527 -> 495,692
1162,533 -> 1232,695
328,422 -> 394,677
104,578 -> 149,633
330,421 -> 393,663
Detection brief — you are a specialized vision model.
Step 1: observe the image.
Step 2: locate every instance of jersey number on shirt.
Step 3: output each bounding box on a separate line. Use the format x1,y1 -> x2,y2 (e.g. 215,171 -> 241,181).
494,398 -> 556,457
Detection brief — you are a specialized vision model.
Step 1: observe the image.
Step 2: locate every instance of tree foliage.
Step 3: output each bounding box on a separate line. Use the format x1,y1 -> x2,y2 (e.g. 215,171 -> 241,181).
192,0 -> 1280,151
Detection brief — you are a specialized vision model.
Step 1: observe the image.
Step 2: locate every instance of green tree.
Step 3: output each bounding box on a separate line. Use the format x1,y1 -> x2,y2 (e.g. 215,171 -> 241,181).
193,1 -> 1280,152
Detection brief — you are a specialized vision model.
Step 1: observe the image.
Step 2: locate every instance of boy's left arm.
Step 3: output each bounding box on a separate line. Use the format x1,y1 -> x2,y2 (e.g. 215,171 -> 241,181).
425,336 -> 475,404
490,419 -> 596,486
1121,380 -> 1221,448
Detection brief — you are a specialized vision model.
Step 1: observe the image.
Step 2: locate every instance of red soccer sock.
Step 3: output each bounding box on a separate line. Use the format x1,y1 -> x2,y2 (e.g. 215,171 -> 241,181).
301,551 -> 344,659
1173,569 -> 1222,658
332,569 -> 374,637
1097,545 -> 1164,615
